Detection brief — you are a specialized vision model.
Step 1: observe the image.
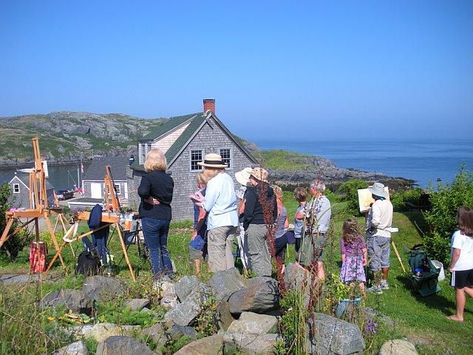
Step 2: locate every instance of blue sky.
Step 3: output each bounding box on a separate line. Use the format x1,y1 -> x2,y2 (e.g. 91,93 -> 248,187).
1,0 -> 472,141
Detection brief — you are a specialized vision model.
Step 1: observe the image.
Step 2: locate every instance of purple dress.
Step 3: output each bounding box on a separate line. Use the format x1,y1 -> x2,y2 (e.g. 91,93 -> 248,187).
340,236 -> 366,283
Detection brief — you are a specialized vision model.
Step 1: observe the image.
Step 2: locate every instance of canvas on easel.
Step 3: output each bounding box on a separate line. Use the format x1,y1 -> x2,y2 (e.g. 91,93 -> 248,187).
357,187 -> 390,213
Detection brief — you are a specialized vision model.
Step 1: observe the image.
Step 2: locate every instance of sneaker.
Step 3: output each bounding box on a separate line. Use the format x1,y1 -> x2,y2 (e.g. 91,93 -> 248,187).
380,281 -> 389,290
367,285 -> 383,295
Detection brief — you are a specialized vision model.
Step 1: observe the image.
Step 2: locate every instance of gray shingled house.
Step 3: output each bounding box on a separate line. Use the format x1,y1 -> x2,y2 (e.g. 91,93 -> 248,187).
8,173 -> 55,208
81,156 -> 130,206
128,99 -> 259,221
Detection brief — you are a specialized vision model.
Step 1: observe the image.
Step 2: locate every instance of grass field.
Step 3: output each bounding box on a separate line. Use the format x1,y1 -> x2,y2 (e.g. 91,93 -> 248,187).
1,194 -> 473,354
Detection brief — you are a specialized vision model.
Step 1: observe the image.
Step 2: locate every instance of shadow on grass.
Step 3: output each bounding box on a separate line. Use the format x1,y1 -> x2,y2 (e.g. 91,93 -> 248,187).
396,274 -> 455,316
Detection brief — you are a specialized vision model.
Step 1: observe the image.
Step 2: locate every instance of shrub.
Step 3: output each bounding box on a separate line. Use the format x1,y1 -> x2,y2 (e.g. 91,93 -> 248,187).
336,179 -> 369,215
423,167 -> 473,263
391,188 -> 423,211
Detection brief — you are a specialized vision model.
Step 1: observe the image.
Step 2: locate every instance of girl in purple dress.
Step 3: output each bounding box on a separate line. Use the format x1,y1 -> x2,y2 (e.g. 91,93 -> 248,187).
340,219 -> 368,293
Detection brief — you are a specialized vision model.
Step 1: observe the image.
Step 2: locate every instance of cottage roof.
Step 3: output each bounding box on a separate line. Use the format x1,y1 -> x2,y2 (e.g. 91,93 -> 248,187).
82,156 -> 129,181
132,111 -> 258,172
10,173 -> 55,190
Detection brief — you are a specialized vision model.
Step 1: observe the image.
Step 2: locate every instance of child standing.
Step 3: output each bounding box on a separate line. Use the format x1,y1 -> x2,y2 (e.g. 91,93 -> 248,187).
189,172 -> 208,276
340,218 -> 367,293
447,206 -> 473,322
293,187 -> 308,254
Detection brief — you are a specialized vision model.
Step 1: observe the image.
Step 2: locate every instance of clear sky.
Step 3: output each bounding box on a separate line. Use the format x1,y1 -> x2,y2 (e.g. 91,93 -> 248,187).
1,0 -> 472,141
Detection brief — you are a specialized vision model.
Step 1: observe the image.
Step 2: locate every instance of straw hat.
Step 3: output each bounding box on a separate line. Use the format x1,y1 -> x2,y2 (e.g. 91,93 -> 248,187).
197,153 -> 228,168
235,167 -> 252,186
368,182 -> 388,198
250,167 -> 269,183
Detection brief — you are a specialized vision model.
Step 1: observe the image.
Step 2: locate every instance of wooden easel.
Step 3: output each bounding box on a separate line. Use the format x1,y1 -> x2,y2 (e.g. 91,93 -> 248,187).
0,137 -> 65,268
46,165 -> 136,281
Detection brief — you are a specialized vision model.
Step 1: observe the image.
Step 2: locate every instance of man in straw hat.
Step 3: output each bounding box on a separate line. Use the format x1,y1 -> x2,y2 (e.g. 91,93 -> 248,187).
241,167 -> 277,277
298,179 -> 332,281
366,182 -> 393,294
199,153 -> 239,272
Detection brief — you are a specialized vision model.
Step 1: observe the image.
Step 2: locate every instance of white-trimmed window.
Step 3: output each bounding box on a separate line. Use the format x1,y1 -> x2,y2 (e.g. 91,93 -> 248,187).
114,184 -> 121,195
13,183 -> 20,193
220,148 -> 231,168
190,150 -> 203,171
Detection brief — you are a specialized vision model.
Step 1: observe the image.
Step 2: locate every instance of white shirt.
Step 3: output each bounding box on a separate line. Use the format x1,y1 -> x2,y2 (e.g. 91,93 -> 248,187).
203,172 -> 239,230
451,230 -> 473,271
304,195 -> 331,233
367,199 -> 393,238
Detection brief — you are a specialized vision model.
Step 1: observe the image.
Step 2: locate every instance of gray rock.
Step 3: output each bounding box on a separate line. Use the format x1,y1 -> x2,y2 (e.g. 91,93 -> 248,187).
307,313 -> 365,355
125,298 -> 150,311
167,324 -> 198,340
140,322 -> 167,350
96,336 -> 155,355
208,267 -> 246,301
82,276 -> 127,302
40,289 -> 93,314
175,275 -> 200,302
228,277 -> 279,314
0,273 -> 42,285
164,295 -> 202,326
223,333 -> 279,355
69,323 -> 140,343
227,312 -> 278,335
53,340 -> 88,355
217,300 -> 235,331
379,339 -> 418,355
174,334 -> 224,355
160,280 -> 178,309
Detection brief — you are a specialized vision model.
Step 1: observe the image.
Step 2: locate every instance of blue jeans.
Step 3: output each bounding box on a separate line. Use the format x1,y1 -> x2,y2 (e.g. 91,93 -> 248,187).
141,217 -> 172,277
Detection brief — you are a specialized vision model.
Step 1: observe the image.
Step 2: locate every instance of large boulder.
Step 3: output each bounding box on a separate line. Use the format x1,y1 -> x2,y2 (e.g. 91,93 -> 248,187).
69,323 -> 140,343
40,289 -> 93,314
307,313 -> 365,355
164,286 -> 207,326
208,268 -> 246,301
379,339 -> 418,355
174,334 -> 224,355
175,275 -> 200,302
223,333 -> 279,355
82,276 -> 127,302
95,336 -> 155,355
227,312 -> 278,335
53,340 -> 88,355
125,298 -> 150,311
228,277 -> 279,314
140,322 -> 167,350
216,300 -> 235,331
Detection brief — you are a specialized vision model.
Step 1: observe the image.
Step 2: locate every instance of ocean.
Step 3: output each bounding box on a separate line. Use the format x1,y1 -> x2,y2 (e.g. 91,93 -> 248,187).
255,138 -> 473,188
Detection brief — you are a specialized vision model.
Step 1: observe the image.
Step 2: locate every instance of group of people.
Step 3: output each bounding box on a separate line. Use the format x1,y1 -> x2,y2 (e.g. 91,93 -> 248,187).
136,149 -> 473,321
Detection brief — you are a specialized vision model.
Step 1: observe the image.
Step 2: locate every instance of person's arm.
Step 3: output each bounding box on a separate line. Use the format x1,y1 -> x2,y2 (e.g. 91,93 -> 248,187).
202,180 -> 217,213
137,175 -> 151,199
448,248 -> 461,272
370,202 -> 381,228
362,247 -> 368,266
340,239 -> 346,263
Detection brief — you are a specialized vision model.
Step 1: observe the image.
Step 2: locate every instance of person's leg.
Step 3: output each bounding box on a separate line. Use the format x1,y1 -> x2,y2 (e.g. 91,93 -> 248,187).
295,238 -> 301,254
379,237 -> 390,287
317,261 -> 325,281
367,236 -> 382,291
464,286 -> 473,298
247,224 -> 271,277
224,226 -> 236,270
141,217 -> 161,276
448,288 -> 466,322
207,227 -> 227,272
194,259 -> 201,275
157,220 -> 172,275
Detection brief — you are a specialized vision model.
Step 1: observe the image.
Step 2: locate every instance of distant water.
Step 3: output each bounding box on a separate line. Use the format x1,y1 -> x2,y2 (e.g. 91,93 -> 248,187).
255,138 -> 473,188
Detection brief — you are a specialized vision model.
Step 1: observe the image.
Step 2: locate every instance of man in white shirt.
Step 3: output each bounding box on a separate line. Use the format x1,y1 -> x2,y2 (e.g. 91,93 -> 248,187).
200,153 -> 239,272
366,182 -> 393,294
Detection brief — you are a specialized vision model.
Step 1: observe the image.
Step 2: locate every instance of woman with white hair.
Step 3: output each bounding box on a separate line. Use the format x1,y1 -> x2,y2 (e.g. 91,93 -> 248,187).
138,148 -> 174,284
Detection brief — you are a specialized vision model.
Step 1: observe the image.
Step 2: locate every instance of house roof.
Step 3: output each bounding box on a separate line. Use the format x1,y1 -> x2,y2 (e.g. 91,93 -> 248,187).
82,156 -> 129,181
131,111 -> 258,172
10,173 -> 55,190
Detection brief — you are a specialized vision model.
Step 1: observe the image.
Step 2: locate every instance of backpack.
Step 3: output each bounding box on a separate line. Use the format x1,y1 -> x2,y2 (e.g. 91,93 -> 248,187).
76,251 -> 101,276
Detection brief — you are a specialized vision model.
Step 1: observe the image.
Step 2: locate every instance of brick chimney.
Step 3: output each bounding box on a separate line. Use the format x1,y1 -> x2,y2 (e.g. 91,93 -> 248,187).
203,98 -> 215,114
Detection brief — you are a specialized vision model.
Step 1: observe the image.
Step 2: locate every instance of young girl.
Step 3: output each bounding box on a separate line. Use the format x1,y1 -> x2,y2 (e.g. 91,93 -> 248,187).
189,172 -> 208,276
293,187 -> 308,254
448,206 -> 473,322
340,218 -> 367,293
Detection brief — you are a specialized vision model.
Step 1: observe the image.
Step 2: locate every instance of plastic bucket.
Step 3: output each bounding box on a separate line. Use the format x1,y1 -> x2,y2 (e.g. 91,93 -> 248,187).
431,260 -> 445,281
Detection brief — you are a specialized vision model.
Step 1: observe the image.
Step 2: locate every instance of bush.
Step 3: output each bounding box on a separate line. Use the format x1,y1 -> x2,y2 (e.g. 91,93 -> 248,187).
336,180 -> 369,215
391,188 -> 423,212
423,167 -> 473,263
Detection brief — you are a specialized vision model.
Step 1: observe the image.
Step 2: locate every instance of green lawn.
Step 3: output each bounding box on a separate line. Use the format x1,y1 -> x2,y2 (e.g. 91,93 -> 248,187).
1,199 -> 473,354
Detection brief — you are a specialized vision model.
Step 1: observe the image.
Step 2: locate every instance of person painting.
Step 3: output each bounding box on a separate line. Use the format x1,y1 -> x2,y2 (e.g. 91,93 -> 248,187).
448,206 -> 473,322
200,153 -> 239,272
241,167 -> 277,277
138,148 -> 174,286
340,218 -> 367,294
365,182 -> 393,294
299,179 -> 332,281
